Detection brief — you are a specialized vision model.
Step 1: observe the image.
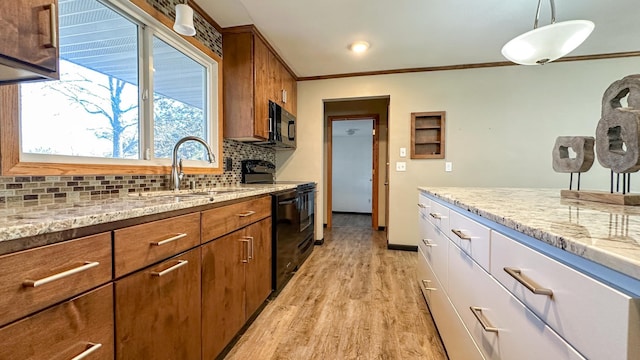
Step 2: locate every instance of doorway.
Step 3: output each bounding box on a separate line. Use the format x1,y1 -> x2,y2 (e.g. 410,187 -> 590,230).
327,115 -> 379,229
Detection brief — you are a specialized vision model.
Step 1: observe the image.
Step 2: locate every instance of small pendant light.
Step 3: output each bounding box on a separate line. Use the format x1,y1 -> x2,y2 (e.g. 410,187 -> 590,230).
502,0 -> 594,65
174,1 -> 196,37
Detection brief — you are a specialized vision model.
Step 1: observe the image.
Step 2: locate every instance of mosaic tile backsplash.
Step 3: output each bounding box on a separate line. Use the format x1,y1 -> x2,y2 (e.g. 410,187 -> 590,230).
0,140 -> 275,208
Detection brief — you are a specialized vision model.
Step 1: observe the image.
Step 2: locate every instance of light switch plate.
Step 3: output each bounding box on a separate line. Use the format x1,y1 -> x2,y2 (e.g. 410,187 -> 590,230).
445,162 -> 452,172
396,162 -> 406,171
400,147 -> 407,157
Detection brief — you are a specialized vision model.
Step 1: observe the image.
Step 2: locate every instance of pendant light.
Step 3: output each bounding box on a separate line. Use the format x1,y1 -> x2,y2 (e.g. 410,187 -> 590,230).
173,1 -> 196,36
501,0 -> 594,65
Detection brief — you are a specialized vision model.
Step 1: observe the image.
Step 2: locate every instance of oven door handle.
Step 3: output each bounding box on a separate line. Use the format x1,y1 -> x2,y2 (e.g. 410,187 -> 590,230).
278,198 -> 298,205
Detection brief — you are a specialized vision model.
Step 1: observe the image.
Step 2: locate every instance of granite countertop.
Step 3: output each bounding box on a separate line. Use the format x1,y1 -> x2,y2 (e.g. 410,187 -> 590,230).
418,187 -> 640,282
0,184 -> 299,245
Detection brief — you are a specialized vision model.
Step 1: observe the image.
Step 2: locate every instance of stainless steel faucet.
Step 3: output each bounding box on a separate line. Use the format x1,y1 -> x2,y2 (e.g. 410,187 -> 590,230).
170,136 -> 215,191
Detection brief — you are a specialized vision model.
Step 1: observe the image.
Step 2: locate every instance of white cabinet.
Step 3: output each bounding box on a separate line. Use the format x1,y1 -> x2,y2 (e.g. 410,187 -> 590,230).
417,191 -> 640,360
449,209 -> 491,271
491,230 -> 640,360
417,247 -> 483,360
448,243 -> 584,360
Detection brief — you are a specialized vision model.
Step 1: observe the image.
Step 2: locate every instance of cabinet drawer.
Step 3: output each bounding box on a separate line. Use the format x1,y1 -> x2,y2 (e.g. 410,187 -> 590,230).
419,216 -> 449,289
426,198 -> 450,233
114,212 -> 200,277
417,247 -> 437,303
421,248 -> 484,360
449,209 -> 491,271
417,192 -> 430,217
491,231 -> 640,360
0,232 -> 112,327
449,244 -> 584,360
115,247 -> 201,360
202,196 -> 271,241
0,284 -> 114,360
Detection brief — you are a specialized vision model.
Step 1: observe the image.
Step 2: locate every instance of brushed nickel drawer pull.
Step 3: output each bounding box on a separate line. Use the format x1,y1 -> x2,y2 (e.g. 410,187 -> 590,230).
504,267 -> 553,296
429,212 -> 442,220
151,260 -> 188,277
421,279 -> 437,291
417,203 -> 427,209
240,239 -> 250,263
422,239 -> 438,247
470,307 -> 499,333
44,3 -> 58,49
151,233 -> 187,246
23,261 -> 100,287
71,342 -> 102,360
238,210 -> 256,217
451,229 -> 472,240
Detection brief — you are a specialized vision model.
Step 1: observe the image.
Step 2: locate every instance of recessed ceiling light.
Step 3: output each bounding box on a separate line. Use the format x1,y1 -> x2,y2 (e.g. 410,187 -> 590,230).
350,41 -> 370,53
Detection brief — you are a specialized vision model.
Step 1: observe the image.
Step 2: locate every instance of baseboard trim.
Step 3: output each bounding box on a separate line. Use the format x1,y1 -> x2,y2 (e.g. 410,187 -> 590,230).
314,238 -> 325,245
387,244 -> 418,252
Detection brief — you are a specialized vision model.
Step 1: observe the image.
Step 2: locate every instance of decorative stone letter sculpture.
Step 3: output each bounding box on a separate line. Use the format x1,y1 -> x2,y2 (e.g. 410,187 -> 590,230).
552,136 -> 595,173
595,75 -> 640,173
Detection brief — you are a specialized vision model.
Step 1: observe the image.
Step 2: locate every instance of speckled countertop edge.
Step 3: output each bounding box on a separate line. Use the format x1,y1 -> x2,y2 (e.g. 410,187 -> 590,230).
418,187 -> 640,282
0,184 -> 300,243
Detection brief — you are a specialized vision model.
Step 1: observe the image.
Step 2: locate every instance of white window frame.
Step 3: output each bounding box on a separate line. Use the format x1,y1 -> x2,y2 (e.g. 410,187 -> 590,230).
18,0 -> 220,168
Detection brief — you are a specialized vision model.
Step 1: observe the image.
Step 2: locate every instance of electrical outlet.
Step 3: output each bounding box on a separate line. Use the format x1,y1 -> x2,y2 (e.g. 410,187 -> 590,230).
400,147 -> 407,158
445,162 -> 452,172
396,162 -> 406,172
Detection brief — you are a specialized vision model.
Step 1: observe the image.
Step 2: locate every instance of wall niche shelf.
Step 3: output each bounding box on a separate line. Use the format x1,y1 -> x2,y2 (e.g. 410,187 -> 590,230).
411,111 -> 445,159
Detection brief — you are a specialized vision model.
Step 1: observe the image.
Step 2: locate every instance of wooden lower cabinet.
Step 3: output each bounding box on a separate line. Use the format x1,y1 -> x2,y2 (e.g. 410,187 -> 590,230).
115,247 -> 201,360
0,284 -> 114,360
244,219 -> 273,316
202,218 -> 272,359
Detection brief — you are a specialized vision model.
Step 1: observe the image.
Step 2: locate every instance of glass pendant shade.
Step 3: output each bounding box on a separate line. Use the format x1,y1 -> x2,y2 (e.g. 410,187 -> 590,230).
502,20 -> 594,65
174,4 -> 196,36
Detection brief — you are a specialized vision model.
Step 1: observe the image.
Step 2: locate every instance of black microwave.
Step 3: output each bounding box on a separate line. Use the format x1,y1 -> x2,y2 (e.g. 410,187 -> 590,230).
257,100 -> 295,149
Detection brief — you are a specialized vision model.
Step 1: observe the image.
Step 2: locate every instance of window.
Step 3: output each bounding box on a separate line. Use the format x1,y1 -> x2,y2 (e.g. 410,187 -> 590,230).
12,0 -> 220,174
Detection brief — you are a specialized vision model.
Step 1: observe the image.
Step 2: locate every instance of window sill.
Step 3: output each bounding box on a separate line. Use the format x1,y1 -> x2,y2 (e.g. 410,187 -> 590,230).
0,161 -> 223,176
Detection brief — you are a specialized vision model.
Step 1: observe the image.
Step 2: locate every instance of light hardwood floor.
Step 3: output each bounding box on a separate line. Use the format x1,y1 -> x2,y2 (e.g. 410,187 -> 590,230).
224,224 -> 448,360
331,212 -> 372,228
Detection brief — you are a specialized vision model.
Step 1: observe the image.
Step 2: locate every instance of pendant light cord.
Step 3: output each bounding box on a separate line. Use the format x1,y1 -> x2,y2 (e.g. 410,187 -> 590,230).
533,0 -> 556,29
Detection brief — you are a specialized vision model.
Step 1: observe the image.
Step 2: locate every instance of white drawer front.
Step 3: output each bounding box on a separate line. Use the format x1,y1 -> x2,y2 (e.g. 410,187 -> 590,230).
420,249 -> 484,360
449,243 -> 585,360
419,217 -> 449,290
417,247 -> 436,303
426,198 -> 450,233
418,192 -> 430,217
491,230 -> 640,360
449,209 -> 491,271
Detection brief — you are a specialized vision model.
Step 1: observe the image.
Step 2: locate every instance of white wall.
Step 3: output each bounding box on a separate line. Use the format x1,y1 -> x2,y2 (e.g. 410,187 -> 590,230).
332,122 -> 373,213
277,57 -> 640,245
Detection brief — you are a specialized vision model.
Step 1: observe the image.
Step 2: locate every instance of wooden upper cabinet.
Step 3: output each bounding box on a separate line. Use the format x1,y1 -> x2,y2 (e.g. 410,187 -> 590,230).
223,25 -> 297,141
0,0 -> 60,83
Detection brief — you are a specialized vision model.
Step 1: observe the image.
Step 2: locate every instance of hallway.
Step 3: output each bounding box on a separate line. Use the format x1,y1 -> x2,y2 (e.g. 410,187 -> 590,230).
224,225 -> 447,359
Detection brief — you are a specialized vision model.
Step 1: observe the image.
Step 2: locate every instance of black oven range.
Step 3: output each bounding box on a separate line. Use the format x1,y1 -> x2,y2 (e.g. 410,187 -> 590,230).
241,160 -> 316,294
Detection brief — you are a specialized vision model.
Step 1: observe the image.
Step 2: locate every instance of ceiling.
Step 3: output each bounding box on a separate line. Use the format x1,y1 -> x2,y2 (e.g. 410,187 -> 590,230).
194,0 -> 640,78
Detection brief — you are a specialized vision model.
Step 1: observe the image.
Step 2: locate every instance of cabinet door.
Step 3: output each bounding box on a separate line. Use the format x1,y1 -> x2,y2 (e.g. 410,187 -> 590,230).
253,35 -> 270,140
201,230 -> 246,360
0,284 -> 113,360
115,248 -> 201,360
245,218 -> 272,317
280,65 -> 296,115
0,0 -> 58,72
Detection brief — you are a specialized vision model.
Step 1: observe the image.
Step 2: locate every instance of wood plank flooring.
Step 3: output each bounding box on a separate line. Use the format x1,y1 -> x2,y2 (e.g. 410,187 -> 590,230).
331,212 -> 372,228
224,223 -> 448,360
